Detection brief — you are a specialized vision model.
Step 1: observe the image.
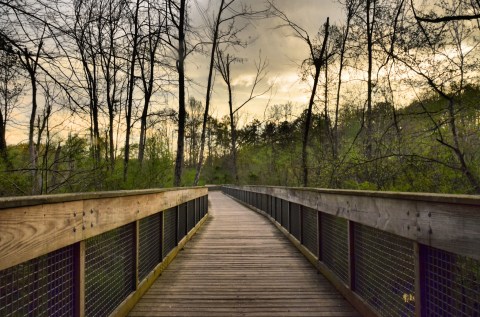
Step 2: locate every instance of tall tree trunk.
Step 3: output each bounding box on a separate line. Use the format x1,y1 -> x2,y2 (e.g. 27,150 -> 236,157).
227,81 -> 239,183
21,42 -> 42,194
302,18 -> 330,187
365,0 -> 375,160
173,0 -> 186,187
0,108 -> 6,159
302,64 -> 321,187
124,0 -> 141,181
194,0 -> 225,185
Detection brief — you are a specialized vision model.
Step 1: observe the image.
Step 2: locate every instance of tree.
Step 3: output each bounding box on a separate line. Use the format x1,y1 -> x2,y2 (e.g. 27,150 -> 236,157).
97,0 -> 127,172
0,45 -> 23,160
270,1 -> 331,186
194,0 -> 269,185
137,1 -> 167,165
166,0 -> 188,187
215,50 -> 270,182
387,0 -> 480,193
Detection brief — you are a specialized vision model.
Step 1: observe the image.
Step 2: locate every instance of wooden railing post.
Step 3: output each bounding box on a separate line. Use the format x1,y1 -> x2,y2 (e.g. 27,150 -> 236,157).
135,220 -> 140,289
316,210 -> 322,261
414,242 -> 424,317
348,220 -> 355,291
74,241 -> 85,317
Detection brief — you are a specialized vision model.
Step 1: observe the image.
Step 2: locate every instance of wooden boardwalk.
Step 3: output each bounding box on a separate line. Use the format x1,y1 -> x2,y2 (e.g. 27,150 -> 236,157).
129,191 -> 360,317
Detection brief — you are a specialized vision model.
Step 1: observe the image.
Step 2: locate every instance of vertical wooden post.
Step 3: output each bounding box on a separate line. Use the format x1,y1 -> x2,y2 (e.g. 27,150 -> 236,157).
175,206 -> 179,246
348,220 -> 355,290
135,221 -> 140,289
300,206 -> 304,245
414,242 -> 423,317
74,241 -> 85,317
317,211 -> 321,261
159,210 -> 164,259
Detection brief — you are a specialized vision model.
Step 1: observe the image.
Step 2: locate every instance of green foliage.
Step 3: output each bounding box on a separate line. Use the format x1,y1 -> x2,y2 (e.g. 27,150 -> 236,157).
199,86 -> 480,194
0,132 -> 174,196
2,86 -> 479,196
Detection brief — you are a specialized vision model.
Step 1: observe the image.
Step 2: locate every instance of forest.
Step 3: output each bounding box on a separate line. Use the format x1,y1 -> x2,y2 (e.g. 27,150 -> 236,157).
0,0 -> 479,196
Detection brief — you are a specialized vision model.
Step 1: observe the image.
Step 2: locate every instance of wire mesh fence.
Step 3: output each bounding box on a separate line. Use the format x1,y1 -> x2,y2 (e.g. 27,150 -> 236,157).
221,186 -> 480,317
354,223 -> 415,317
187,200 -> 195,233
289,202 -> 301,241
281,199 -> 289,229
320,213 -> 349,284
0,246 -> 75,317
423,245 -> 480,316
85,223 -> 135,317
275,197 -> 282,223
163,207 -> 177,259
302,206 -> 318,257
177,203 -> 187,242
195,198 -> 200,223
139,213 -> 162,282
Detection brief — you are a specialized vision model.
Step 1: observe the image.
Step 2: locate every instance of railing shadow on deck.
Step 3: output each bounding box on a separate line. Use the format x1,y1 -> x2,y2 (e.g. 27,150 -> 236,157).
222,185 -> 480,317
0,187 -> 208,317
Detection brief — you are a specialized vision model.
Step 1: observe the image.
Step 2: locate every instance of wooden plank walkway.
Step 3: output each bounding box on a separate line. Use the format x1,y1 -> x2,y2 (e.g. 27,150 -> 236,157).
129,191 -> 360,317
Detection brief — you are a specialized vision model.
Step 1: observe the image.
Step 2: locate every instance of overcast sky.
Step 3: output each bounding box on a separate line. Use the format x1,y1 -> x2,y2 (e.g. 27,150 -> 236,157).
188,0 -> 344,122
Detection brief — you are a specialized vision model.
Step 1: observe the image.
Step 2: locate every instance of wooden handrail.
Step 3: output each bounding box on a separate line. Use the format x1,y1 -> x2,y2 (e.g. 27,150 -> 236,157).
0,187 -> 209,317
0,187 -> 207,271
226,185 -> 480,260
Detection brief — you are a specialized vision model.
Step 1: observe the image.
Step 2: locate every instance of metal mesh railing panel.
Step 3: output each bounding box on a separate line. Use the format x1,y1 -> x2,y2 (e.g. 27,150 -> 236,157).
289,203 -> 301,241
187,200 -> 195,232
195,198 -> 200,223
275,197 -> 282,223
354,223 -> 415,317
139,213 -> 162,282
320,213 -> 349,284
261,193 -> 268,212
423,246 -> 480,316
85,224 -> 135,317
163,207 -> 177,258
177,203 -> 187,242
281,199 -> 289,229
301,206 -> 318,256
267,195 -> 273,216
0,246 -> 74,317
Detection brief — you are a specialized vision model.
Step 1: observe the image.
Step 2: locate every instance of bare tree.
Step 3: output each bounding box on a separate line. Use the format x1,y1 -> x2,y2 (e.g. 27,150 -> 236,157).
193,0 -> 269,185
270,2 -> 330,186
138,1 -> 167,165
97,0 -> 127,172
122,0 -> 147,181
165,0 -> 188,186
215,49 -> 270,182
388,0 -> 480,193
0,44 -> 24,160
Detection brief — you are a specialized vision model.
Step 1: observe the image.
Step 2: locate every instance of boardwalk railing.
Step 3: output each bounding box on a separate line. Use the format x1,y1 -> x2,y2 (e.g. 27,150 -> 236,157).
222,185 -> 480,317
0,187 -> 208,317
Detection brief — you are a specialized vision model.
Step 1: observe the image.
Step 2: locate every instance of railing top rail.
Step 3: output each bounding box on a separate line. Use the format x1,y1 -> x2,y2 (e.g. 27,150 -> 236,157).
0,186 -> 206,210
224,185 -> 480,206
0,187 -> 207,271
223,185 -> 480,261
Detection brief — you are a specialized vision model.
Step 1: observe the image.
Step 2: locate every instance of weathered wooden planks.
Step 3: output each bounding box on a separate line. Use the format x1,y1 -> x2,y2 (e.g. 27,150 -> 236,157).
128,191 -> 360,317
0,187 -> 207,271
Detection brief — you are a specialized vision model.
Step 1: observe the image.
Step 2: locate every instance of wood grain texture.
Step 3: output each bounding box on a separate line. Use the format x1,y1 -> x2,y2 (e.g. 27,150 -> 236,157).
226,186 -> 480,260
128,192 -> 360,317
0,188 -> 207,271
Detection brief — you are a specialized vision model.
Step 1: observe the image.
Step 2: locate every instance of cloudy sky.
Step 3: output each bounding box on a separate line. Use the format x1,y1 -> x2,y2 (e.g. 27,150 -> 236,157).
187,0 -> 344,121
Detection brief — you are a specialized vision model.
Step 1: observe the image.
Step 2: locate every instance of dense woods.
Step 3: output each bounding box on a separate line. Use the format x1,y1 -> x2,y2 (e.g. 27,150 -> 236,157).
0,0 -> 479,196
